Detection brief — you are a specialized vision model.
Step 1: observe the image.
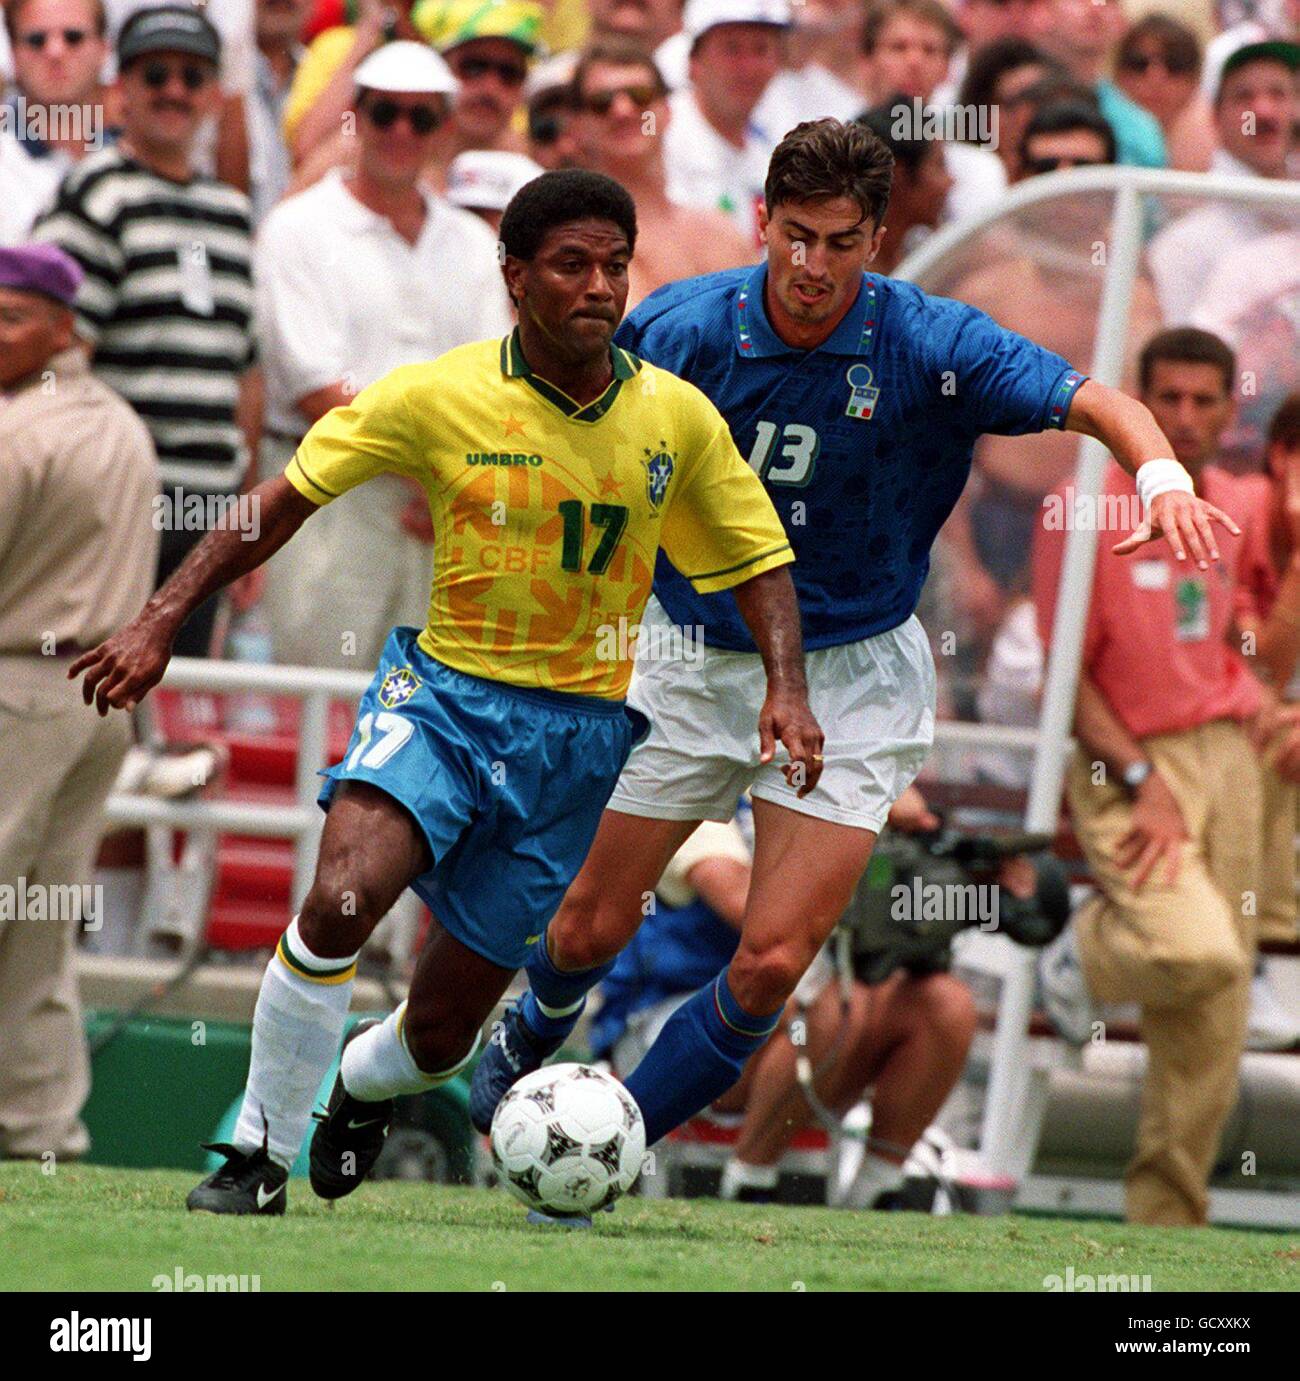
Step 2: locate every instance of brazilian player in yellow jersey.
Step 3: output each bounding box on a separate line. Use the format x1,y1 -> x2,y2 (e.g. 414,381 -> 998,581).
71,170 -> 825,1216
283,330 -> 794,701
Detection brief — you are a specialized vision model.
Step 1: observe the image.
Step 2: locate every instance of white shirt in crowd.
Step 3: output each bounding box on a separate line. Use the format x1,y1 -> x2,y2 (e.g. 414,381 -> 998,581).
755,62 -> 865,140
653,31 -> 690,91
1147,147 -> 1268,324
247,45 -> 302,226
663,86 -> 779,242
0,132 -> 66,244
943,140 -> 1007,224
255,167 -> 513,439
973,598 -> 1043,790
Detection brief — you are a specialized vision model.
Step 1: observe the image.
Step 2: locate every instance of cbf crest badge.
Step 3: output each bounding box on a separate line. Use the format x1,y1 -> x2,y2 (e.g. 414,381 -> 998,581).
845,363 -> 880,420
378,666 -> 422,709
643,442 -> 676,511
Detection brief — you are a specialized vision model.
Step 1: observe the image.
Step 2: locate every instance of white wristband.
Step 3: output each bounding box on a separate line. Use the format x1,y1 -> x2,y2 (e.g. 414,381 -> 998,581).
1135,458 -> 1194,513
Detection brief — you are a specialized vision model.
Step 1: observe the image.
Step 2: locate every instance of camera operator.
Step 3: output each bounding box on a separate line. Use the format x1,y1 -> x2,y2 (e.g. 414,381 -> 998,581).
589,786 -> 1069,1208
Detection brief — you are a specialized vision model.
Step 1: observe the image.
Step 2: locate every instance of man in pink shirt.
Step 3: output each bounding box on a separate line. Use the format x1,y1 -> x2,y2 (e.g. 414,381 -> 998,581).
1232,395 -> 1300,1049
1033,327 -> 1269,1227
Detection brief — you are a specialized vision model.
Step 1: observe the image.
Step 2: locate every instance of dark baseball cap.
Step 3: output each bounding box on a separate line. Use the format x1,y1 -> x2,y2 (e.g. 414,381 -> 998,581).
1219,39 -> 1300,89
117,6 -> 222,66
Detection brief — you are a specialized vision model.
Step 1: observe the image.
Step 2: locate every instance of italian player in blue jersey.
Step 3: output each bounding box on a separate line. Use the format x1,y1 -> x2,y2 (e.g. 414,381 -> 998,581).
471,118 -> 1239,1208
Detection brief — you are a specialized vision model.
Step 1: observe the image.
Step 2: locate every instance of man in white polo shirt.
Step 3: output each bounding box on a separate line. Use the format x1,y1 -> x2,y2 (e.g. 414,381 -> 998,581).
663,0 -> 790,243
255,41 -> 513,669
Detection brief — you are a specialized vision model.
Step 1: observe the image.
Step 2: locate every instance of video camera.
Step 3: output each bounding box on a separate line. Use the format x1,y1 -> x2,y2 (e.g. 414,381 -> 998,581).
839,817 -> 1072,985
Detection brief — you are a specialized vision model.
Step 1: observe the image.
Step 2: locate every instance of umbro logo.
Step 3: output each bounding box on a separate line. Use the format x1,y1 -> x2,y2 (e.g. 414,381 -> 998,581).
466,452 -> 543,467
255,1182 -> 284,1209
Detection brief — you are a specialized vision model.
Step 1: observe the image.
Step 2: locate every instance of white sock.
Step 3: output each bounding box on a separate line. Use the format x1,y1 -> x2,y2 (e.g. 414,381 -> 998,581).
341,1001 -> 481,1101
233,916 -> 359,1169
840,1151 -> 906,1209
719,1157 -> 780,1201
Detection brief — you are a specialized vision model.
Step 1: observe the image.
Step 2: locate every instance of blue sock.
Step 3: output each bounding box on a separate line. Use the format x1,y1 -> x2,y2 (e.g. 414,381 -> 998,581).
624,968 -> 782,1146
520,936 -> 616,1043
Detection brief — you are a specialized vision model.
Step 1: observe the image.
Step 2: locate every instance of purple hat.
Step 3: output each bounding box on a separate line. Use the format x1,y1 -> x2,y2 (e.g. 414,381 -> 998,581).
0,243 -> 84,305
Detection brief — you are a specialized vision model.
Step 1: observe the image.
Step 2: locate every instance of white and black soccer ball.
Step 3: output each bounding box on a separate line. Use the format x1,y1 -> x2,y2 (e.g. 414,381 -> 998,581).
490,1063 -> 646,1215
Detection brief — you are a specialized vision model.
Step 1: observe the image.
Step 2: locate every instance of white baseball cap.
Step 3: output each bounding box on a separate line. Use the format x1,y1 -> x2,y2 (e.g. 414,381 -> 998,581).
354,41 -> 459,96
682,0 -> 793,45
446,150 -> 545,212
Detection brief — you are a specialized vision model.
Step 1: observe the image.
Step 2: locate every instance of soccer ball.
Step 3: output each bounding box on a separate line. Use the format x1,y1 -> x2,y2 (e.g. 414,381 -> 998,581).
490,1063 -> 646,1215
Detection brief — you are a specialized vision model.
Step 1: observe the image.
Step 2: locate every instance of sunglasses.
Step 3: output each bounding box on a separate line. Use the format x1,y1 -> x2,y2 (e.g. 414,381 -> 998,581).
1023,155 -> 1106,174
19,27 -> 90,50
529,112 -> 563,144
583,84 -> 659,116
453,56 -> 527,86
141,59 -> 212,90
364,98 -> 443,134
1118,51 -> 1197,77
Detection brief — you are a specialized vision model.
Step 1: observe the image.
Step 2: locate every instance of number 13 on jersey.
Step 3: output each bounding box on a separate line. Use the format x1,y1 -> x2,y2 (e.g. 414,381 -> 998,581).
748,421 -> 820,488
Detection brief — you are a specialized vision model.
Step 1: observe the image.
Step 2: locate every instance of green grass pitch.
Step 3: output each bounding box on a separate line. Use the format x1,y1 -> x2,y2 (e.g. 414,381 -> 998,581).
2,1164 -> 1296,1292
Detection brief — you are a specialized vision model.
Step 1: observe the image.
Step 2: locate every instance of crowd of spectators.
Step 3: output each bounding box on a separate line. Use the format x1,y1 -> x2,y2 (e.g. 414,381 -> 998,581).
1,0 -> 1297,1218
3,0 -> 1296,658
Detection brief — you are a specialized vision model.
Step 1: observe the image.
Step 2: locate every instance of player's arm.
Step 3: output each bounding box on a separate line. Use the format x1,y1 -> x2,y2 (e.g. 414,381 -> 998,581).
731,567 -> 825,797
1064,379 -> 1238,569
70,476 -> 318,715
1071,672 -> 1187,889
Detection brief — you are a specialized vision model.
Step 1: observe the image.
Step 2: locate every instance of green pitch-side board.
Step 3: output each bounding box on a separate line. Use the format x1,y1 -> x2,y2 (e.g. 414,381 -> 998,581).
79,1012 -> 473,1176
82,1012 -> 259,1171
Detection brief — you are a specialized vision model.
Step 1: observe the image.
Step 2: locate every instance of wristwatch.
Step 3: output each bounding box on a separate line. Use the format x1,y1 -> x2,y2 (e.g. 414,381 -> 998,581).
1121,760 -> 1153,797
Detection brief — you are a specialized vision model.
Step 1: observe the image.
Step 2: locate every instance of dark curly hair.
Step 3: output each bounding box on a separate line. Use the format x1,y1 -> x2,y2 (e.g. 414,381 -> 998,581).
498,169 -> 638,262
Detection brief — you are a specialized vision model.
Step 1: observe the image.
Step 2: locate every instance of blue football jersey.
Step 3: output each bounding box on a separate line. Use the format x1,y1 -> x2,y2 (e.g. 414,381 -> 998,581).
614,264 -> 1087,651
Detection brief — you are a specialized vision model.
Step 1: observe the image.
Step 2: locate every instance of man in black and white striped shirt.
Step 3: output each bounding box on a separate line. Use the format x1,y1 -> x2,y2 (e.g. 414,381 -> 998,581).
34,5 -> 257,656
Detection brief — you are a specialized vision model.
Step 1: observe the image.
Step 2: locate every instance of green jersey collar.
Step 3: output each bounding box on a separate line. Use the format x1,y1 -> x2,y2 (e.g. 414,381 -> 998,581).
500,328 -> 640,423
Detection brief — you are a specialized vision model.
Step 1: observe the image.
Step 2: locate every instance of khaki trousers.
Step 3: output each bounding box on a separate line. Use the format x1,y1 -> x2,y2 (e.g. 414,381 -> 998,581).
1066,720 -> 1260,1227
1256,765 -> 1299,945
260,436 -> 433,672
0,655 -> 131,1157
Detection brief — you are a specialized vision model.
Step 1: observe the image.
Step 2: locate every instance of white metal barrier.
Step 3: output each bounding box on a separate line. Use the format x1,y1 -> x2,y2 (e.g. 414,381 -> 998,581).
104,658 -> 369,910
103,662 -> 1053,908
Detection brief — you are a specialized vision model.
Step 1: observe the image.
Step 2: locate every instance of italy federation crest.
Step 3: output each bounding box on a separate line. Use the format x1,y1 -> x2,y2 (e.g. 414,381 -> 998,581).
378,666 -> 422,709
845,363 -> 880,420
644,443 -> 676,511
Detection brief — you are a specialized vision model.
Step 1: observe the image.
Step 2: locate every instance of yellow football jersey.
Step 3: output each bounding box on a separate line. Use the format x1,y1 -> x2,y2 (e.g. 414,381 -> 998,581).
285,331 -> 793,698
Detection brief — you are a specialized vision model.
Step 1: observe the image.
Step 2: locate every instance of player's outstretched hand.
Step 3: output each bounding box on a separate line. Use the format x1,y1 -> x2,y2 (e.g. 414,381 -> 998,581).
758,689 -> 825,797
68,611 -> 175,716
1112,490 -> 1239,569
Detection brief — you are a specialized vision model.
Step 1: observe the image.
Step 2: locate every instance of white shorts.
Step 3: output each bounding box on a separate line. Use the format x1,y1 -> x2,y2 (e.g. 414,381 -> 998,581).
610,599 -> 936,832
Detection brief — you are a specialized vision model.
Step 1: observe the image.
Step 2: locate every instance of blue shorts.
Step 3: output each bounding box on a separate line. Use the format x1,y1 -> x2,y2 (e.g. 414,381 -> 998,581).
319,627 -> 648,970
